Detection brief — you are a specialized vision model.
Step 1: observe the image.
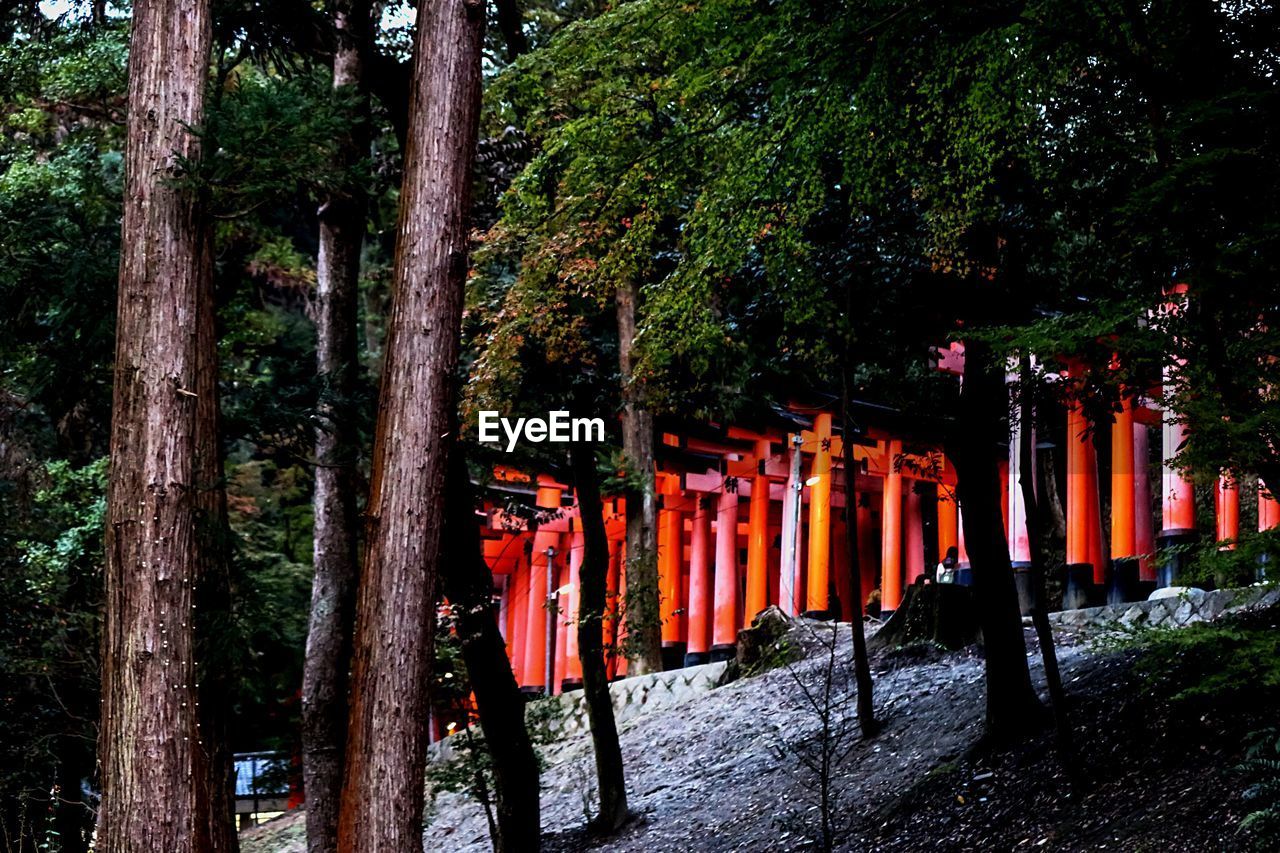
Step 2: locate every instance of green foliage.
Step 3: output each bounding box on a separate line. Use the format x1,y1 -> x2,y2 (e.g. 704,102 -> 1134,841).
189,68 -> 367,219
1128,616 -> 1280,703
0,458 -> 102,841
1161,527 -> 1280,590
425,628 -> 565,822
1240,727 -> 1280,847
15,457 -> 107,599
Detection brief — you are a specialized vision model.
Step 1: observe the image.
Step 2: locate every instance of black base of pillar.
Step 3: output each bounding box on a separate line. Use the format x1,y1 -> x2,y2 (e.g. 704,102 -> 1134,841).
683,651 -> 711,667
1157,529 -> 1198,588
1012,562 -> 1034,616
1062,563 -> 1093,611
661,643 -> 687,671
1135,579 -> 1157,601
560,678 -> 583,692
955,566 -> 974,586
802,608 -> 833,621
878,608 -> 895,621
709,644 -> 736,662
519,686 -> 546,700
1107,557 -> 1140,605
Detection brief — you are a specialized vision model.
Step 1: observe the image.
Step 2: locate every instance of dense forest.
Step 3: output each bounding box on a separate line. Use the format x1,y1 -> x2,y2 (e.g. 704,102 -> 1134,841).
2,0 -> 1280,851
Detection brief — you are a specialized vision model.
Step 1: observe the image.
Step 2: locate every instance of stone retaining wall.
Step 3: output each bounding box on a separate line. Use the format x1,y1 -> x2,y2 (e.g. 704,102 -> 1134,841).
1047,584 -> 1280,632
430,661 -> 730,763
540,661 -> 730,739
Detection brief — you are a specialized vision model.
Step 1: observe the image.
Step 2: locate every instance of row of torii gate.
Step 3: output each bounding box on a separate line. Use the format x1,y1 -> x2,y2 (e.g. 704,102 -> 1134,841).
476,351 -> 1280,697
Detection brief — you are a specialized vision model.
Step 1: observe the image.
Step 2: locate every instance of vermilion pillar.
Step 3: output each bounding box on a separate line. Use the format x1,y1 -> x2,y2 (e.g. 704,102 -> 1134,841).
904,487 -> 925,586
615,538 -> 629,678
1008,404 -> 1034,613
522,483 -> 561,694
1216,475 -> 1240,549
605,524 -> 622,680
806,413 -> 834,615
553,536 -> 570,694
1108,392 -> 1139,603
937,489 -> 958,560
685,496 -> 713,665
711,487 -> 739,659
880,438 -> 904,614
1134,424 -> 1157,583
999,460 -> 1010,546
507,540 -> 530,685
1066,386 -> 1085,568
1111,397 -> 1137,558
779,434 -> 804,616
856,498 -> 878,607
1261,486 -> 1280,531
562,526 -> 584,690
831,511 -> 852,622
658,498 -> 685,666
1064,371 -> 1096,607
1084,437 -> 1105,585
744,439 -> 771,627
1007,426 -> 1032,566
1159,284 -> 1195,587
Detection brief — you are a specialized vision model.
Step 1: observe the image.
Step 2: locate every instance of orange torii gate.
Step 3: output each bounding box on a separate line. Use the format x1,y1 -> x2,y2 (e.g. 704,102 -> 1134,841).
477,411 -> 962,689
471,362 -> 1278,698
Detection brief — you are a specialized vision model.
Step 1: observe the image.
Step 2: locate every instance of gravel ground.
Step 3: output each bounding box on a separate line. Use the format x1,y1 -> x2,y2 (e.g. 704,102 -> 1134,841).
241,613 -> 1263,852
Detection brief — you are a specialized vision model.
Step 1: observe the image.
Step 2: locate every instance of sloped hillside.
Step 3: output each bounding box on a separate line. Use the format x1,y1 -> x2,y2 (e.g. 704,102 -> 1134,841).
243,597 -> 1278,852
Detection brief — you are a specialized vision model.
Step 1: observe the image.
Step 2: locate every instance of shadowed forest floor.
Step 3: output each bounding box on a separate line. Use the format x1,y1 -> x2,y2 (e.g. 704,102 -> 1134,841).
242,608 -> 1272,852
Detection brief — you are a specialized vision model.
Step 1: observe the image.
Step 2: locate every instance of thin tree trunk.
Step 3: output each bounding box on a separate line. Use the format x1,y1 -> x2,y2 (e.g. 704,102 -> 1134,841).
440,452 -> 541,853
948,338 -> 1042,739
335,1 -> 485,850
614,279 -> 662,675
1016,355 -> 1082,789
492,0 -> 528,62
194,198 -> 239,853
569,442 -> 629,832
98,0 -> 223,849
839,371 -> 877,737
303,2 -> 370,850
1041,447 -> 1067,542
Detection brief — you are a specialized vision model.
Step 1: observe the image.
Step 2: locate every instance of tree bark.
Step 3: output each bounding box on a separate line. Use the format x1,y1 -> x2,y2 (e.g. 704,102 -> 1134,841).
98,0 -> 229,850
302,2 -> 370,851
839,375 -> 877,736
569,442 -> 629,832
615,279 -> 663,675
439,453 -> 541,853
947,338 -> 1042,739
335,1 -> 485,850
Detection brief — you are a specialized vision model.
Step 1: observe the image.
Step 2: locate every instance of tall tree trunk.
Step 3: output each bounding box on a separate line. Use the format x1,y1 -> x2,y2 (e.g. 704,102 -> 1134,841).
303,2 -> 370,850
439,451 -> 541,852
569,442 -> 629,832
614,280 -> 663,675
1016,355 -> 1082,789
839,372 -> 878,737
335,2 -> 484,850
98,0 -> 225,849
947,338 -> 1042,739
